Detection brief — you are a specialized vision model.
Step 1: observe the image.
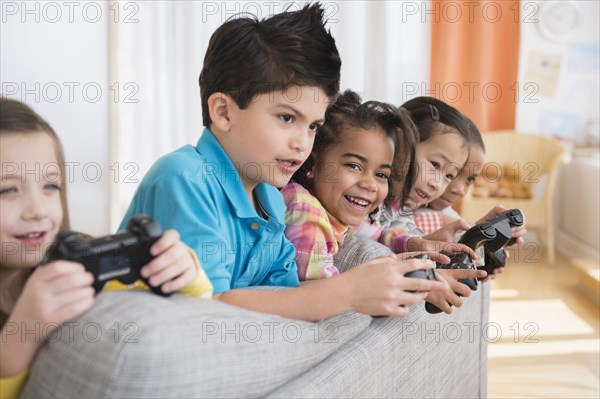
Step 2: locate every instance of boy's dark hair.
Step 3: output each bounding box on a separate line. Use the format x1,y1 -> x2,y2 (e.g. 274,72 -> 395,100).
402,96 -> 471,149
0,97 -> 70,230
199,3 -> 341,127
293,90 -> 419,208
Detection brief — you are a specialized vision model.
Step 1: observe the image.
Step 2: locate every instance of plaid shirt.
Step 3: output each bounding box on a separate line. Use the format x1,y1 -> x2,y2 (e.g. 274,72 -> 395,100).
282,183 -> 345,281
351,200 -> 419,253
414,208 -> 445,235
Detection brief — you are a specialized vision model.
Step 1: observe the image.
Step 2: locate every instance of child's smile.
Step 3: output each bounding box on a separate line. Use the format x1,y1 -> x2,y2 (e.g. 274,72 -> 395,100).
414,187 -> 432,202
0,132 -> 63,268
409,131 -> 468,208
429,146 -> 485,211
13,231 -> 48,246
344,195 -> 372,209
312,126 -> 394,227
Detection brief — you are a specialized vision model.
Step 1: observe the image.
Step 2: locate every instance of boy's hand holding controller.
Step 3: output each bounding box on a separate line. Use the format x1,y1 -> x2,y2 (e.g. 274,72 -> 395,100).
338,253 -> 448,317
141,229 -> 199,294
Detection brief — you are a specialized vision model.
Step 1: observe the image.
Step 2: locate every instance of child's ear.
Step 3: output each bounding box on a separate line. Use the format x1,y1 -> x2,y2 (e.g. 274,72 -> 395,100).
208,92 -> 233,132
305,155 -> 317,179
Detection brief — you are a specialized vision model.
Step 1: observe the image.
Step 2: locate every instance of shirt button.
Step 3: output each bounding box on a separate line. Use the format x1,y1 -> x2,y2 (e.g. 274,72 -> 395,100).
250,222 -> 260,230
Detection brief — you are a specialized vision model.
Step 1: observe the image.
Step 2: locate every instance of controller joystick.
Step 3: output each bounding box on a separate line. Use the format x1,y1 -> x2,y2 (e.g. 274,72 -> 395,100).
42,215 -> 169,296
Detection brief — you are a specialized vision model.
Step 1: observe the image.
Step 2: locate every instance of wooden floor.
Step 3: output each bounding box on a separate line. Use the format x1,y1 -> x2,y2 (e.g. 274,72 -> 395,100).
487,249 -> 600,398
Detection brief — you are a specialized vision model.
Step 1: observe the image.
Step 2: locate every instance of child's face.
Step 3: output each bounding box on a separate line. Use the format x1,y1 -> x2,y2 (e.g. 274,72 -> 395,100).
221,85 -> 329,194
0,132 -> 63,268
312,126 -> 394,227
429,146 -> 485,210
407,130 -> 468,209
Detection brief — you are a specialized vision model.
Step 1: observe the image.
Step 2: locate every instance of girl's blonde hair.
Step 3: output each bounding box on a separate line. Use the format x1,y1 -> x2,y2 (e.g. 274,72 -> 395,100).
0,97 -> 70,230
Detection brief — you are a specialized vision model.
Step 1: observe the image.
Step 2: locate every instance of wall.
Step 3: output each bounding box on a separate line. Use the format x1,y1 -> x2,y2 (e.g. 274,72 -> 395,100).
1,1 -> 429,233
515,0 -> 599,142
558,153 -> 600,259
514,0 -> 600,259
1,1 -> 110,235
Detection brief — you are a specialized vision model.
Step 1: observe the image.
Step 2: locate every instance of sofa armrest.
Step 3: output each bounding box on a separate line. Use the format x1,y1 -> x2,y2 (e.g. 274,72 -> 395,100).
334,234 -> 394,272
266,275 -> 490,398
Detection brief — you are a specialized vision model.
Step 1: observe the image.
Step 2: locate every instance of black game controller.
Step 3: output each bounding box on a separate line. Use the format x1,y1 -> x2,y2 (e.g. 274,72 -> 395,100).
482,249 -> 507,274
426,209 -> 524,314
404,254 -> 437,282
436,220 -> 498,291
477,208 -> 524,276
42,215 -> 169,296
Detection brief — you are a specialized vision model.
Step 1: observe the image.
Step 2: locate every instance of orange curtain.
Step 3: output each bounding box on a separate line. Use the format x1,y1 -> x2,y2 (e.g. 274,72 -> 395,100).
431,0 -> 520,132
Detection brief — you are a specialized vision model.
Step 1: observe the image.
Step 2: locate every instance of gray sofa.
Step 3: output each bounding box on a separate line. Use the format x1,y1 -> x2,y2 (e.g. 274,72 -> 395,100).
22,236 -> 489,398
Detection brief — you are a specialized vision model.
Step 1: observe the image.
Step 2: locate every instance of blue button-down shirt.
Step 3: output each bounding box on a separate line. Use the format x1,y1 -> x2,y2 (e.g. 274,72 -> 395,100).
119,128 -> 300,293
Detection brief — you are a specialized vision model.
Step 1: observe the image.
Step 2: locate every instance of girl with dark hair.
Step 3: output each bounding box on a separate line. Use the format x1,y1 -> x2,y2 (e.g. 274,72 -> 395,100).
282,90 -> 419,280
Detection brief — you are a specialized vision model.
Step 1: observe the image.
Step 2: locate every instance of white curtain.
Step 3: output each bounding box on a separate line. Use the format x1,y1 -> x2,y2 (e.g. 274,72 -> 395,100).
109,0 -> 430,230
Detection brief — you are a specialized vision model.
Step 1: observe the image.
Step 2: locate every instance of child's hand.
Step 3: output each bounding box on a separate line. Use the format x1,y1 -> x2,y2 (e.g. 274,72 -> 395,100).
423,219 -> 471,242
396,251 -> 450,265
477,205 -> 528,244
423,271 -> 458,314
9,261 -> 95,331
480,266 -> 504,282
425,268 -> 487,314
341,255 -> 448,317
1,261 -> 94,378
142,229 -> 198,294
407,237 -> 478,260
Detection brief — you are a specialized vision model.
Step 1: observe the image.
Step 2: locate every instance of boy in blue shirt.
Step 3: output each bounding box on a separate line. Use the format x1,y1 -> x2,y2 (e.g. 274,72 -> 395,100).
121,3 -> 447,321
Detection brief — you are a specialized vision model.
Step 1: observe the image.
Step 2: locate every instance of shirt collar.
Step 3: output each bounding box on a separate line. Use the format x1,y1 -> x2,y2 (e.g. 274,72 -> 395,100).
196,128 -> 278,220
326,210 -> 350,245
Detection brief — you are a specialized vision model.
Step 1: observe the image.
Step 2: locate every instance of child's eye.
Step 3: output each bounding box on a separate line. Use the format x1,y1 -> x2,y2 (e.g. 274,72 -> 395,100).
279,115 -> 294,124
0,187 -> 17,196
345,163 -> 361,172
430,161 -> 440,170
308,122 -> 321,133
375,172 -> 390,180
466,176 -> 476,185
445,173 -> 455,181
44,183 -> 61,191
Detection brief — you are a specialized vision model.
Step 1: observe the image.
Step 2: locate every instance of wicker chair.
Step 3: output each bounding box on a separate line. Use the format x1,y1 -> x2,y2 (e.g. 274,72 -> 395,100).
460,131 -> 571,264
